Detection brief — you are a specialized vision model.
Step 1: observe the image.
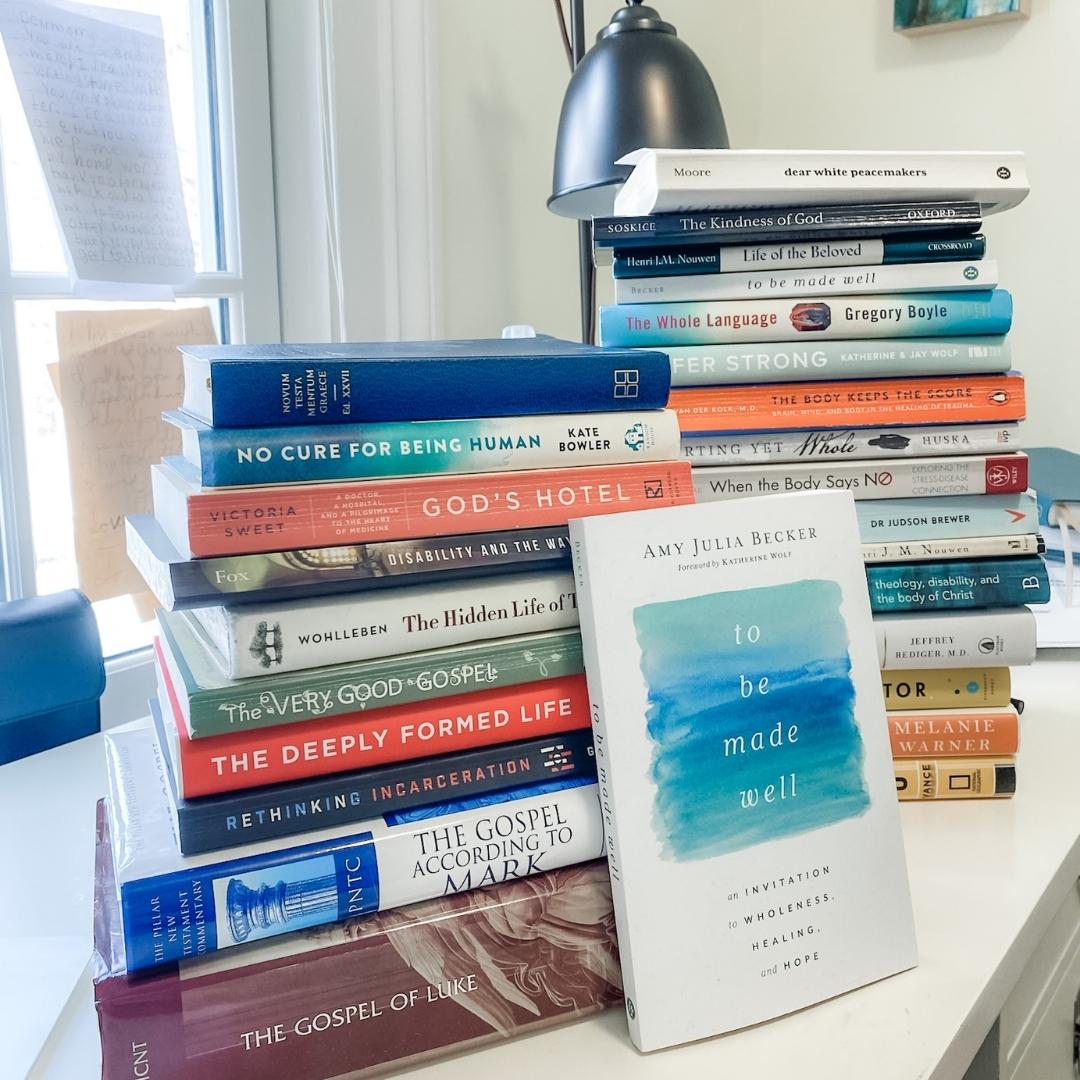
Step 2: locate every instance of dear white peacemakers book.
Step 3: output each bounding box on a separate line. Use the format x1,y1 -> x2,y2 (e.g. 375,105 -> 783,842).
569,491 -> 917,1051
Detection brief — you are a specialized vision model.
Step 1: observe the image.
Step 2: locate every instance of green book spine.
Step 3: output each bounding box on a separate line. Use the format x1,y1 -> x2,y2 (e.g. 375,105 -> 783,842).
158,610 -> 585,738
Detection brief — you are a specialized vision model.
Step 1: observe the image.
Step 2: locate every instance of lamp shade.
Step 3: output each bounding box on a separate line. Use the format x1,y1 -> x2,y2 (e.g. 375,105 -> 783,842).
548,3 -> 729,219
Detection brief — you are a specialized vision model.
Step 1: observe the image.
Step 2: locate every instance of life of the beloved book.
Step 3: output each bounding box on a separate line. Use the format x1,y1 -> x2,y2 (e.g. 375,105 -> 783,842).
570,491 -> 918,1051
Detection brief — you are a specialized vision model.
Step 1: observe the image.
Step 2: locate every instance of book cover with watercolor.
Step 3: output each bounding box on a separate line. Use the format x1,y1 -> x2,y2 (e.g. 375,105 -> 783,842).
570,492 -> 917,1051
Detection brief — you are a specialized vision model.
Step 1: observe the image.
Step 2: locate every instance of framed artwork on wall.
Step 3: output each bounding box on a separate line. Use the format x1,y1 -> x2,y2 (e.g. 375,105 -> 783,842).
894,0 -> 1031,35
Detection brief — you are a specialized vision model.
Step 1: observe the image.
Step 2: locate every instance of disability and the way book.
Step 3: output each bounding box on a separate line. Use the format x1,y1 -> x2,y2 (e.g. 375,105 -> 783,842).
571,491 -> 918,1051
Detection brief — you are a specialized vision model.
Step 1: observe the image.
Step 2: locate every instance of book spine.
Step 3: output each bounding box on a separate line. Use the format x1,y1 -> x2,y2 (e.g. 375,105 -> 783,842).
175,625 -> 585,738
155,525 -> 575,611
856,494 -> 1038,543
862,534 -> 1042,564
669,372 -> 1025,434
666,336 -> 1011,387
888,707 -> 1019,758
600,290 -> 1012,348
681,421 -> 1020,465
189,411 -> 682,488
693,453 -> 1027,504
611,232 -> 987,277
894,757 -> 1016,799
175,730 -> 598,856
120,776 -> 605,971
874,607 -> 1037,669
96,863 -> 621,1080
594,201 -> 984,248
203,352 -> 672,427
192,570 -> 581,681
159,651 -> 593,797
615,259 -> 996,305
169,461 -> 694,558
866,556 -> 1050,613
880,668 -> 1011,710
566,521 -> 644,1046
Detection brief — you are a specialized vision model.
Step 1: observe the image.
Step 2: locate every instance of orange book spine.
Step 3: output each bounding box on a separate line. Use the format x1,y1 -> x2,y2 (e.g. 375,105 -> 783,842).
888,706 -> 1019,758
669,373 -> 1025,433
157,640 -> 592,798
894,756 -> 1016,800
176,461 -> 694,557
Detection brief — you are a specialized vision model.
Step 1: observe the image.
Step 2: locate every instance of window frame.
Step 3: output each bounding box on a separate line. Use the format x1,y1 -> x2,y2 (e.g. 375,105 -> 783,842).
0,0 -> 281,725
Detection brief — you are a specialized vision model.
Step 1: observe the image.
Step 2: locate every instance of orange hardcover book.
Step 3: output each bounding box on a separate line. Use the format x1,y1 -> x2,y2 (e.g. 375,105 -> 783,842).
894,756 -> 1015,800
151,459 -> 694,558
669,373 -> 1025,434
888,705 -> 1019,758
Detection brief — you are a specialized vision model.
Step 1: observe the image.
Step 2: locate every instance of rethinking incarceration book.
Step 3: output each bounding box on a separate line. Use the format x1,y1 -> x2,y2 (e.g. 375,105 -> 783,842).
570,492 -> 917,1050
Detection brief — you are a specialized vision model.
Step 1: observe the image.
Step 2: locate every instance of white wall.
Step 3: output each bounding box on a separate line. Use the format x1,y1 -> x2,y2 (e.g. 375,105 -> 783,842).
430,0 -> 1077,451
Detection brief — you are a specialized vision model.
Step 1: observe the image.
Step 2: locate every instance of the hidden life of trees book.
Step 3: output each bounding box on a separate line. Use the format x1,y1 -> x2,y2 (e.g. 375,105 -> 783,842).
570,491 -> 918,1051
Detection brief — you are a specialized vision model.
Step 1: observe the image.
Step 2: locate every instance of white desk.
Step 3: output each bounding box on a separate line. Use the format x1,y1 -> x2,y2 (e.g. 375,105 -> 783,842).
6,653 -> 1080,1080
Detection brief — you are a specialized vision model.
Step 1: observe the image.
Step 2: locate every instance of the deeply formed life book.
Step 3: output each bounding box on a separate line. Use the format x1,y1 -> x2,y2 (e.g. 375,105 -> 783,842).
570,491 -> 918,1051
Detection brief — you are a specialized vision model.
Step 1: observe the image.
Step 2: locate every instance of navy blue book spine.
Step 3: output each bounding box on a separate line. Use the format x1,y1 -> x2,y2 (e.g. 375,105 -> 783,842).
202,353 -> 671,427
866,556 -> 1050,614
613,233 -> 988,279
594,201 -> 982,251
153,699 -> 596,856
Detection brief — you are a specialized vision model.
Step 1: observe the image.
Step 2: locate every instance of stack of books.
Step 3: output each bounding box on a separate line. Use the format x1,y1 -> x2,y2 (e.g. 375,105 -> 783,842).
99,334 -> 695,1076
596,148 -> 1045,801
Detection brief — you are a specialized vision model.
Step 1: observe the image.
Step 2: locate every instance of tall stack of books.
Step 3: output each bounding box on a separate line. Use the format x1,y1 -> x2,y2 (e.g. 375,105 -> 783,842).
100,335 -> 694,1077
596,148 -> 1045,802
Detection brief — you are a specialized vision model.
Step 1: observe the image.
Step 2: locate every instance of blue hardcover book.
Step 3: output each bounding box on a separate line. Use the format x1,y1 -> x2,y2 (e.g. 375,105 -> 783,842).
105,718 -> 604,972
165,408 -> 681,487
856,494 -> 1039,543
593,200 -> 982,251
600,290 -> 1012,348
180,336 -> 671,428
612,232 -> 987,279
866,556 -> 1049,613
149,699 -> 597,856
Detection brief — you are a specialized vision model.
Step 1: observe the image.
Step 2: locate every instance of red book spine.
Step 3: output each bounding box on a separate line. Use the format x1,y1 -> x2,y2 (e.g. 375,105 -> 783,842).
157,641 -> 591,797
982,453 -> 1027,493
175,461 -> 694,557
669,373 -> 1026,433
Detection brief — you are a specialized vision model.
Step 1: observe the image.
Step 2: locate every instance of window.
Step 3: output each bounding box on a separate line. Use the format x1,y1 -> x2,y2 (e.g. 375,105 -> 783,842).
0,0 -> 279,720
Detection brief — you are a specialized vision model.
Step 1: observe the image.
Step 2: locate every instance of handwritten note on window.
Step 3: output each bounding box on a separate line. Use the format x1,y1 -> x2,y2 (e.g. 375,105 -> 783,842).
0,0 -> 195,289
54,306 -> 216,602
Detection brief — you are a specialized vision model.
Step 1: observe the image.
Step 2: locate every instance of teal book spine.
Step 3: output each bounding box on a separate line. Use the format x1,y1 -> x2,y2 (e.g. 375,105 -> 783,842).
665,336 -> 1010,387
168,410 -> 681,488
866,557 -> 1050,613
599,289 -> 1012,348
855,494 -> 1039,542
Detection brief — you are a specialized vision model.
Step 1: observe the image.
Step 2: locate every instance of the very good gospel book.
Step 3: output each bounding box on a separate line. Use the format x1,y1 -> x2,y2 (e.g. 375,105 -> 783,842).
570,492 -> 918,1050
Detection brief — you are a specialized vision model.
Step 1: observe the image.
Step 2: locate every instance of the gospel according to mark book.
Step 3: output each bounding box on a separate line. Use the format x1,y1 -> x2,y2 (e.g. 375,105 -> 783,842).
570,492 -> 918,1051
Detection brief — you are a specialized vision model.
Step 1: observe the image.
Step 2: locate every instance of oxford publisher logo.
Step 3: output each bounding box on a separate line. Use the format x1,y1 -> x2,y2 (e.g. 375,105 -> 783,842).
613,368 -> 640,398
963,265 -> 979,280
624,422 -> 646,451
996,166 -> 1011,179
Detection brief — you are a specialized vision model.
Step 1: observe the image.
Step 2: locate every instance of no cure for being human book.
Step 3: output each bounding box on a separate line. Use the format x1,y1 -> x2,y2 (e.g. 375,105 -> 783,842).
570,491 -> 918,1051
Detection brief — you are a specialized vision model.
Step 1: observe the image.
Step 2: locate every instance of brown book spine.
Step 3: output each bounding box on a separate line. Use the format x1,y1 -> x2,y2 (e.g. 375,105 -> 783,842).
894,756 -> 1016,800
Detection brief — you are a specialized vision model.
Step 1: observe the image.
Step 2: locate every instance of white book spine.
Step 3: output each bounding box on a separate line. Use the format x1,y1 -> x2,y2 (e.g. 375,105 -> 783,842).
614,149 -> 1028,216
875,607 -> 1037,669
861,534 -> 1041,564
192,569 -> 579,679
616,260 -> 997,305
681,423 -> 1021,466
693,453 -> 1024,503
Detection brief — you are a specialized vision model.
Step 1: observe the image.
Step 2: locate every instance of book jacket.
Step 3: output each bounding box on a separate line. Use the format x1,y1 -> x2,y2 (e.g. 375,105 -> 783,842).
106,720 -> 605,971
93,803 -> 623,1080
569,493 -> 917,1050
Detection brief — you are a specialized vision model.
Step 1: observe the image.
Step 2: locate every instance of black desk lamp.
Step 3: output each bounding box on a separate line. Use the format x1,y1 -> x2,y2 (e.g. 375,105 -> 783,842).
548,1 -> 729,343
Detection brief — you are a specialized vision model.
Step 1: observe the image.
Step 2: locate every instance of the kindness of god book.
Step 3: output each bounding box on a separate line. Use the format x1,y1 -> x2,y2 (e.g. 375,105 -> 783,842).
570,492 -> 918,1051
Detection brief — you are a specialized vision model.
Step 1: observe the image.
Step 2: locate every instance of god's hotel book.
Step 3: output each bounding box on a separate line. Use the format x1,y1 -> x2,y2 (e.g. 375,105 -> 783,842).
570,491 -> 917,1051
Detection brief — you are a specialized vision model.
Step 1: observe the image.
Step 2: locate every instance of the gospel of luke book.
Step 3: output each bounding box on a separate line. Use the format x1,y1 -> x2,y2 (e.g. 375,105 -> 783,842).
570,492 -> 918,1051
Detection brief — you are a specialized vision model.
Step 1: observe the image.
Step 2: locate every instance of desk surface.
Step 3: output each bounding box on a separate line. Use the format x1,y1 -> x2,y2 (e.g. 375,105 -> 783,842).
5,652 -> 1080,1080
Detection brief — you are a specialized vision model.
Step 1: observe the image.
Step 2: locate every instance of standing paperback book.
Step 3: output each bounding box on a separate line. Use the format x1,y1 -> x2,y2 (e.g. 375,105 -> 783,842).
570,492 -> 918,1050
